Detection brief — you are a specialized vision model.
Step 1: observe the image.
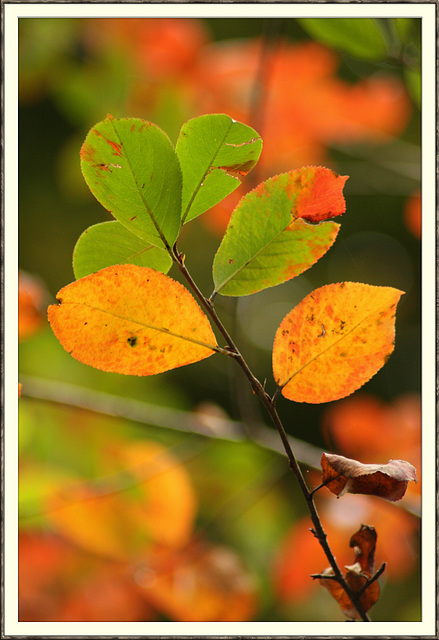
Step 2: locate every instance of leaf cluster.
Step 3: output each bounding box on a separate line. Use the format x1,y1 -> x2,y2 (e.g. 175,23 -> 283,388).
49,113 -> 404,407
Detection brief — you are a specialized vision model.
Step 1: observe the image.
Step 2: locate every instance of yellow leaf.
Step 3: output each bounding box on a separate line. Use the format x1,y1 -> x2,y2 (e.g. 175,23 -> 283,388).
48,265 -> 217,376
272,282 -> 403,403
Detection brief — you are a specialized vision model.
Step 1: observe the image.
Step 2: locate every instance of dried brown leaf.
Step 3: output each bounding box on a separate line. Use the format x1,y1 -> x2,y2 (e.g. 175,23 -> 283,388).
318,524 -> 380,620
321,452 -> 418,501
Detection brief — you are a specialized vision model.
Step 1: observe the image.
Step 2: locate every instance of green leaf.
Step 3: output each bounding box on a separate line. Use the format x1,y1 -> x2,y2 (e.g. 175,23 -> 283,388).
176,114 -> 262,224
393,18 -> 414,45
80,116 -> 182,250
298,18 -> 388,61
73,221 -> 172,279
212,167 -> 347,297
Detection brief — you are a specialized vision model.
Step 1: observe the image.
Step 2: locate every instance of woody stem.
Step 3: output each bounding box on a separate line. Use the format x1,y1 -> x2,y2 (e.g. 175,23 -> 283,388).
172,247 -> 370,622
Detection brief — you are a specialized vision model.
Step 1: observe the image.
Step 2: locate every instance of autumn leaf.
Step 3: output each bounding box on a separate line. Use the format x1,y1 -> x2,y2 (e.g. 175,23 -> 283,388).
176,113 -> 262,223
80,116 -> 182,249
272,282 -> 404,403
73,221 -> 172,279
46,440 -> 198,560
48,264 -> 217,376
320,452 -> 418,501
317,525 -> 381,620
212,167 -> 346,297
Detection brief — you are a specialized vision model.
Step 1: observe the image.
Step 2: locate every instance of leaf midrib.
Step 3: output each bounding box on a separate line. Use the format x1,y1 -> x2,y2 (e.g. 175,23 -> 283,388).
61,300 -> 217,352
180,120 -> 235,224
110,120 -> 175,251
214,214 -> 294,295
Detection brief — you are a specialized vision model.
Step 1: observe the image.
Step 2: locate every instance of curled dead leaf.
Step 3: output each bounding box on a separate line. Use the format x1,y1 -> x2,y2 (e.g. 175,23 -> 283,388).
317,524 -> 381,620
321,452 -> 418,502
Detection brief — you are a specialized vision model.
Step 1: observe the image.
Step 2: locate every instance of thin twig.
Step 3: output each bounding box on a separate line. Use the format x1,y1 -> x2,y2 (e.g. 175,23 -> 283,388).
357,563 -> 387,598
19,375 -> 323,469
310,573 -> 340,582
170,249 -> 372,622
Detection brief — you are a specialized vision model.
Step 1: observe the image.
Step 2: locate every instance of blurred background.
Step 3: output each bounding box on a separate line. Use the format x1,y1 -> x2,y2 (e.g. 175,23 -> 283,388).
18,16 -> 422,622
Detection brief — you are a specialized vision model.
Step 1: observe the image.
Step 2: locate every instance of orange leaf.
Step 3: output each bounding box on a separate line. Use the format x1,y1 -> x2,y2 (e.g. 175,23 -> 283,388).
272,282 -> 404,403
47,440 -> 197,560
321,452 -> 418,501
137,539 -> 257,621
293,166 -> 348,222
48,264 -> 217,376
318,525 -> 380,619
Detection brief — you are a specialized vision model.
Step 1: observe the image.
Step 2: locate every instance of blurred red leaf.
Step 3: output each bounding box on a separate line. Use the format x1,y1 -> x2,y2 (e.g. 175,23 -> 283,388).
87,18 -> 209,79
321,452 -> 418,501
194,39 -> 411,172
19,531 -> 153,622
318,525 -> 380,620
18,270 -> 48,340
404,189 -> 421,238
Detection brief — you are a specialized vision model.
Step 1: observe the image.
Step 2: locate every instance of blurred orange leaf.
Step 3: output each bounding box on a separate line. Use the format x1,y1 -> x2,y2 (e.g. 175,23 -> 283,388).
136,539 -> 257,621
321,452 -> 418,501
48,264 -> 217,376
47,440 -> 197,560
318,525 -> 380,619
272,282 -> 404,403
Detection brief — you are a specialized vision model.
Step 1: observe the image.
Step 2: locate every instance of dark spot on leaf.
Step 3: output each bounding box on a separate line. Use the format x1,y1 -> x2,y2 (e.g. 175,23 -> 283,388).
228,259 -> 234,264
127,336 -> 138,347
130,216 -> 137,222
84,322 -> 88,325
339,282 -> 346,289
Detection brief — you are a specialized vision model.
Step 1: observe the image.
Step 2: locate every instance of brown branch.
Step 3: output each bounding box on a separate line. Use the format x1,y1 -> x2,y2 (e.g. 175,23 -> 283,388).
357,563 -> 387,598
171,248 -> 372,622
